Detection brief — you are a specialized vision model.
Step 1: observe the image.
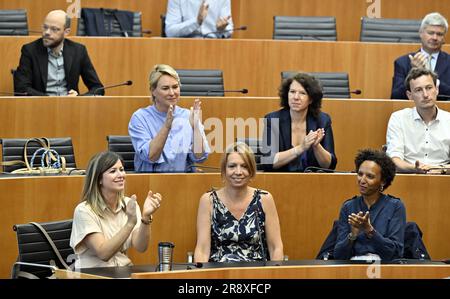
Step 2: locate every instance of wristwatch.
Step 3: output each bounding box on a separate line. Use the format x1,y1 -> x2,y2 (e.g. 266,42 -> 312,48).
365,227 -> 375,239
141,215 -> 153,225
348,233 -> 357,241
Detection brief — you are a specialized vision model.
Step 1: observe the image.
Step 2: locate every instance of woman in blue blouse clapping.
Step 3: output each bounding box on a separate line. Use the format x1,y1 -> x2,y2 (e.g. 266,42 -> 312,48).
334,149 -> 406,261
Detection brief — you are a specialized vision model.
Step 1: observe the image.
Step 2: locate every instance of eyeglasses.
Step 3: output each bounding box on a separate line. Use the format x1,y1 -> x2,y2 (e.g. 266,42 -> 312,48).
42,24 -> 62,33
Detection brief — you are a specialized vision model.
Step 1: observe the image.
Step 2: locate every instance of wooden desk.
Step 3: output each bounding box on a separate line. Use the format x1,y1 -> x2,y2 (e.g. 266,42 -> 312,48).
1,173 -> 449,278
2,36 -> 450,98
1,0 -> 449,41
1,97 -> 449,170
54,262 -> 450,279
131,264 -> 450,279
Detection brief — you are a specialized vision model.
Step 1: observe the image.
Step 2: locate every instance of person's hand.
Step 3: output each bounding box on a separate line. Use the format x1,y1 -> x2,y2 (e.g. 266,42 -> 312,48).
189,98 -> 202,129
142,191 -> 162,220
197,0 -> 209,25
408,52 -> 428,69
414,160 -> 433,173
312,128 -> 325,147
300,130 -> 318,152
165,104 -> 174,129
349,211 -> 372,234
67,89 -> 78,97
126,195 -> 138,225
216,15 -> 231,31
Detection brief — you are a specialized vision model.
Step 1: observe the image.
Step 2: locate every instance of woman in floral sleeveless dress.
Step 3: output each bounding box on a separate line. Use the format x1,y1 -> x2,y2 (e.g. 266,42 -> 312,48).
194,142 -> 284,263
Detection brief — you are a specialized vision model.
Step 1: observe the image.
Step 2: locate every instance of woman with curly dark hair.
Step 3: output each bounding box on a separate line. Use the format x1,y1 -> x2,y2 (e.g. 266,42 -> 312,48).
262,72 -> 337,172
333,149 -> 406,261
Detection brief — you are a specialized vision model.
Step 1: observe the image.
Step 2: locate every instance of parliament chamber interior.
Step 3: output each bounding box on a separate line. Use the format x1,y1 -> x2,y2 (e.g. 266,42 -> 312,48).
0,0 -> 449,280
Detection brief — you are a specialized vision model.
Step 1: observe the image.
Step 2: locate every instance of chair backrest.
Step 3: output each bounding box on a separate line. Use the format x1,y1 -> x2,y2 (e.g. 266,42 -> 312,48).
273,16 -> 337,41
175,69 -> 225,96
281,71 -> 350,98
13,219 -> 74,278
236,138 -> 264,171
316,220 -> 339,260
0,9 -> 28,35
403,221 -> 431,259
77,8 -> 142,37
0,137 -> 77,173
106,135 -> 135,172
160,14 -> 166,37
360,17 -> 421,43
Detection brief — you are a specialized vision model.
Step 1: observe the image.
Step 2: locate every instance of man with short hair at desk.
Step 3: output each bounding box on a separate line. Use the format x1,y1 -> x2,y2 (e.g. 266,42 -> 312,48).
14,10 -> 104,96
165,0 -> 233,38
386,67 -> 450,173
391,12 -> 450,100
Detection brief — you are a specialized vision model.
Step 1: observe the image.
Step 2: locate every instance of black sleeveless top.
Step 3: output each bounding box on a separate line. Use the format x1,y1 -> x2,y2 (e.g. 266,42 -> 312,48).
209,189 -> 268,262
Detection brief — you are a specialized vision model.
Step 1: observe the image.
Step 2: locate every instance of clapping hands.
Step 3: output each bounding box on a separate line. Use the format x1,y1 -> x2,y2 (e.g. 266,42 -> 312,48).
301,128 -> 325,151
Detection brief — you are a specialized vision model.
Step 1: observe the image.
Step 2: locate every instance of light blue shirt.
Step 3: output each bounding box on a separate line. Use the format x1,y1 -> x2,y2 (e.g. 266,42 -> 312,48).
165,0 -> 233,38
128,104 -> 210,172
46,46 -> 68,96
420,48 -> 439,71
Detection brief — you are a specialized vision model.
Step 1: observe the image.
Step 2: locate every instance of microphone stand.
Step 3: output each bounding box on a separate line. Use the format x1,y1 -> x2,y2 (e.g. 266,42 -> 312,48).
0,91 -> 28,96
425,167 -> 450,175
202,26 -> 247,38
81,81 -> 133,96
303,166 -> 352,173
206,89 -> 248,96
189,164 -> 221,173
154,262 -> 203,272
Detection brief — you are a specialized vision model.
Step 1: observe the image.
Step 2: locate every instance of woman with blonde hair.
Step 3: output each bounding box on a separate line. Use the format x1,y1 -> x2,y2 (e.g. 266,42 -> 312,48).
194,142 -> 284,262
128,64 -> 210,172
70,151 -> 162,268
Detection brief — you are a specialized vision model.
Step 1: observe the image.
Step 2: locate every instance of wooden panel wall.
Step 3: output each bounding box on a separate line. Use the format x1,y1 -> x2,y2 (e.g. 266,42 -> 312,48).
3,97 -> 448,171
1,97 -> 449,170
3,36 -> 450,98
0,0 -> 167,37
0,173 -> 449,278
1,0 -> 449,40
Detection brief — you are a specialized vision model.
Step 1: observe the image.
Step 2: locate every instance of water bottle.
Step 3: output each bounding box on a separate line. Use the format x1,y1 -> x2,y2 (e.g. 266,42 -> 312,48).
158,242 -> 175,272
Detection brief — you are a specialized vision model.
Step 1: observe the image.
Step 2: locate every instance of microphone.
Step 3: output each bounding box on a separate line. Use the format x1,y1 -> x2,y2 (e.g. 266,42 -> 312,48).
170,262 -> 204,270
188,164 -> 221,173
0,91 -> 28,96
425,167 -> 450,175
3,29 -> 30,35
81,80 -> 133,96
303,166 -> 352,173
351,89 -> 362,95
202,25 -> 247,38
396,37 -> 419,43
112,29 -> 152,37
206,88 -> 248,96
293,34 -> 328,41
